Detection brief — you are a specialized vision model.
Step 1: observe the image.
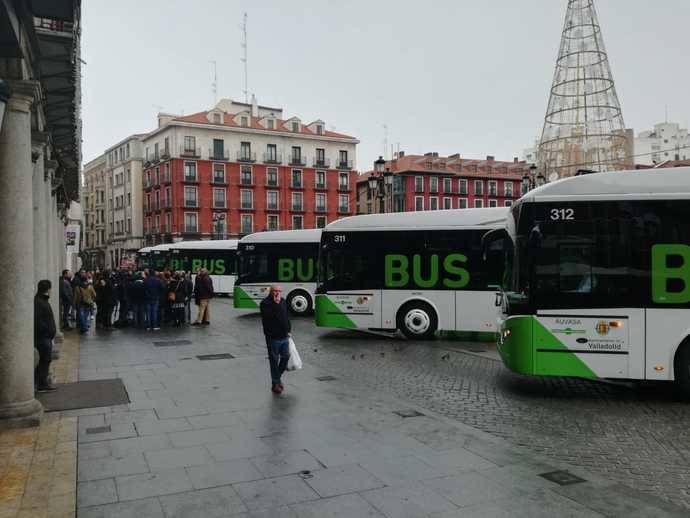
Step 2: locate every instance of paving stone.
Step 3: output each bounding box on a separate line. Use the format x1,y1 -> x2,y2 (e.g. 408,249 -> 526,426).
108,434 -> 172,458
356,454 -> 446,486
231,507 -> 300,518
422,471 -> 524,509
360,482 -> 459,518
186,459 -> 263,489
206,438 -> 275,462
288,493 -> 385,517
77,478 -> 118,508
249,449 -> 323,478
78,422 -> 137,444
304,464 -> 385,498
186,411 -> 247,429
234,474 -> 319,511
132,418 -> 193,436
168,428 -> 230,448
115,468 -> 193,501
78,454 -> 150,481
154,405 -> 209,419
76,497 -> 165,518
416,447 -> 499,473
158,485 -> 247,518
77,442 -> 111,460
144,445 -> 213,471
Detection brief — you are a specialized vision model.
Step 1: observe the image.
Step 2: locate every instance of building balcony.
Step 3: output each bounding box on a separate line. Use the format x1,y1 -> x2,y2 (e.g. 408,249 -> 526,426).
143,180 -> 153,191
289,156 -> 306,166
161,200 -> 171,209
240,203 -> 253,210
263,153 -> 282,164
211,176 -> 228,185
290,205 -> 304,212
236,151 -> 257,163
338,206 -> 351,214
315,182 -> 327,190
266,204 -> 279,211
144,206 -> 153,215
183,175 -> 198,184
160,149 -> 171,160
213,200 -> 227,209
209,149 -> 230,161
315,205 -> 327,213
183,200 -> 199,208
162,174 -> 171,185
338,184 -> 351,192
265,179 -> 279,188
336,160 -> 353,170
313,157 -> 331,168
180,146 -> 201,158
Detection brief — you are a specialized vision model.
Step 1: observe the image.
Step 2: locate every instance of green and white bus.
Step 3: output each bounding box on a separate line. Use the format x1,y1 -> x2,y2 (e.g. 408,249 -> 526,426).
315,208 -> 509,339
492,168 -> 690,392
136,244 -> 173,271
168,240 -> 238,294
234,229 -> 320,315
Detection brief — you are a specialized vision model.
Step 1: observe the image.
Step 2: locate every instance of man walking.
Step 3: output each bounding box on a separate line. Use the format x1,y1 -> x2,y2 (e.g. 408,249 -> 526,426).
143,270 -> 162,330
192,268 -> 214,326
34,280 -> 57,392
59,269 -> 73,330
260,285 -> 291,394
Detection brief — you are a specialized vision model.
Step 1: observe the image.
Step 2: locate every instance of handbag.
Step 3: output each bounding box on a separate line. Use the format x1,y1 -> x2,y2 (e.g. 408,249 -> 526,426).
287,337 -> 303,371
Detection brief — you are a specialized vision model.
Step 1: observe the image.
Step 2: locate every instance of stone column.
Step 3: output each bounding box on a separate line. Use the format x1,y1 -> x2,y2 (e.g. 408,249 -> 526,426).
0,81 -> 43,428
32,137 -> 48,285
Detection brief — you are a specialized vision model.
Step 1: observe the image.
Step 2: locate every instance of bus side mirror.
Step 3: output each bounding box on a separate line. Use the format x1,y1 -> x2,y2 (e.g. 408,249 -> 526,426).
481,228 -> 510,261
494,292 -> 503,307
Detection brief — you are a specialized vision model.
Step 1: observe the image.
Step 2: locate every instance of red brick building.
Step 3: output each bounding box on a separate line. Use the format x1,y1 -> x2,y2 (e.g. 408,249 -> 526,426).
141,98 -> 358,244
356,152 -> 532,214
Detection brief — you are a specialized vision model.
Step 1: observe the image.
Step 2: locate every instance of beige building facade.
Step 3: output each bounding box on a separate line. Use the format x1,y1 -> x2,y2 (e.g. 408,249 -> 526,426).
82,155 -> 107,270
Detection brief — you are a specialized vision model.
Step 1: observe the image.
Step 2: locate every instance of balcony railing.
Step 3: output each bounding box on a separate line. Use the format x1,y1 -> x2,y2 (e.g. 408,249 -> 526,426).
240,176 -> 253,186
291,181 -> 303,189
266,178 -> 279,187
336,159 -> 353,170
236,151 -> 257,163
289,156 -> 306,166
240,202 -> 253,210
162,173 -> 171,184
291,203 -> 304,212
338,183 -> 350,192
183,175 -> 198,183
338,205 -> 351,213
209,149 -> 229,161
313,157 -> 331,168
315,205 -> 327,213
183,199 -> 199,208
263,152 -> 282,164
160,148 -> 171,160
184,226 -> 199,234
213,200 -> 227,209
162,200 -> 171,209
180,146 -> 201,158
266,203 -> 279,211
315,182 -> 326,190
212,175 -> 227,185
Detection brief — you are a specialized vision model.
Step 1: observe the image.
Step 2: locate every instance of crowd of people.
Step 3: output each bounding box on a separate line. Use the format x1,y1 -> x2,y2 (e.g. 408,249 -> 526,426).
59,267 -> 216,333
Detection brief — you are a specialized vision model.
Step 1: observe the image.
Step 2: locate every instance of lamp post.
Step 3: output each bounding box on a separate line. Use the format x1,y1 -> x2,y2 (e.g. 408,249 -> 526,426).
521,164 -> 546,195
368,156 -> 393,213
212,213 -> 225,240
0,79 -> 9,133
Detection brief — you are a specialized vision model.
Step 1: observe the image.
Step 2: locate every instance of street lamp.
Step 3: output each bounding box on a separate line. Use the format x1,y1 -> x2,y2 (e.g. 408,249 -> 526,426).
212,213 -> 225,240
0,79 -> 9,133
369,156 -> 392,213
521,164 -> 546,194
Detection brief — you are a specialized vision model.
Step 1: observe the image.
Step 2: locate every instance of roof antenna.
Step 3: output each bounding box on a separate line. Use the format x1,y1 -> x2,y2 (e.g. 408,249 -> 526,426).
240,13 -> 248,103
210,60 -> 217,105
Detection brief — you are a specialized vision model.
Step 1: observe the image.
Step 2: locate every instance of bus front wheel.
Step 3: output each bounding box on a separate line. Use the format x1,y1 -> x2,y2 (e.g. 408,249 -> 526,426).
287,290 -> 312,316
397,301 -> 437,340
674,339 -> 690,399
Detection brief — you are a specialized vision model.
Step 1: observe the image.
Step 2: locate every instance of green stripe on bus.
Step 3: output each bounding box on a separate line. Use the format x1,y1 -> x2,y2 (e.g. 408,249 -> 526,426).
315,294 -> 356,329
233,286 -> 259,309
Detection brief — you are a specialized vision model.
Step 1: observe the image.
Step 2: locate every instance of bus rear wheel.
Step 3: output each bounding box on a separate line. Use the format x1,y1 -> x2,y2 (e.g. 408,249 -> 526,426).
287,290 -> 312,316
398,301 -> 437,340
674,339 -> 690,399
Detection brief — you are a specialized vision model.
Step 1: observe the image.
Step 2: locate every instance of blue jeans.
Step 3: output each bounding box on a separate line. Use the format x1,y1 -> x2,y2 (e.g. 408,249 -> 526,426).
78,306 -> 91,333
267,337 -> 290,385
146,301 -> 159,329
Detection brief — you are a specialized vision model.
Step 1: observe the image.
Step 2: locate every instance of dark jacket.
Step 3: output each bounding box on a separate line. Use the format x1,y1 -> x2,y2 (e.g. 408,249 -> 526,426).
129,278 -> 145,304
260,295 -> 291,340
143,276 -> 163,303
34,293 -> 57,344
59,278 -> 72,305
193,274 -> 214,300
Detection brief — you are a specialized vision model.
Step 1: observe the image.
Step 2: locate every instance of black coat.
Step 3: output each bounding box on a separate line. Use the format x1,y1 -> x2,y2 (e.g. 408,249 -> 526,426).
260,295 -> 291,340
34,294 -> 56,344
193,275 -> 214,300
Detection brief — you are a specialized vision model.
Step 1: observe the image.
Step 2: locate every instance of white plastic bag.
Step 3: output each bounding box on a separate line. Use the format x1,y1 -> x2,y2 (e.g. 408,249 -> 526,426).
287,337 -> 303,371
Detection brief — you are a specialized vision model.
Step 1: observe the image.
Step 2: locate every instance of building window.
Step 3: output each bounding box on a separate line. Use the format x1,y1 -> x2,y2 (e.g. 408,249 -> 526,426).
415,196 -> 424,211
127,193 -> 131,206
429,177 -> 438,193
266,191 -> 278,210
291,146 -> 302,164
338,172 -> 349,190
164,187 -> 171,207
240,165 -> 252,185
292,192 -> 303,211
266,144 -> 277,162
154,216 -> 160,233
183,136 -> 196,153
267,215 -> 279,231
459,198 -> 467,209
521,181 -> 529,195
127,218 -> 132,232
212,138 -> 225,159
443,178 -> 452,194
315,171 -> 326,189
163,137 -> 169,155
154,142 -> 159,160
488,180 -> 497,196
213,112 -> 221,124
213,188 -> 226,209
213,163 -> 225,183
338,195 -> 349,213
164,214 -> 169,232
504,181 -> 513,197
126,143 -> 130,158
240,141 -> 251,160
184,186 -> 198,207
292,215 -> 303,229
267,119 -> 275,130
489,199 -> 497,207
315,193 -> 326,212
240,189 -> 253,209
316,216 -> 327,228
315,125 -> 323,135
474,199 -> 483,208
443,197 -> 452,210
474,180 -> 484,196
429,197 -> 438,210
505,200 -> 513,207
338,150 -> 348,168
240,116 -> 249,127
240,214 -> 252,234
184,212 -> 198,233
291,121 -> 299,132
459,179 -> 468,195
184,161 -> 197,182
266,167 -> 278,186
291,169 -> 303,188
414,176 -> 424,193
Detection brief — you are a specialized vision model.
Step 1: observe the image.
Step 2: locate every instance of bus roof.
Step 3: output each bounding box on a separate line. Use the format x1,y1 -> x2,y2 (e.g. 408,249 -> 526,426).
523,167 -> 690,202
323,207 -> 509,232
240,229 -> 322,244
140,243 -> 174,253
169,239 -> 238,250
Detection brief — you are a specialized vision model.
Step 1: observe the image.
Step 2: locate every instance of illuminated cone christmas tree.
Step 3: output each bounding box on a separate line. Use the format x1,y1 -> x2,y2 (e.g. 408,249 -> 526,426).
538,0 -> 628,180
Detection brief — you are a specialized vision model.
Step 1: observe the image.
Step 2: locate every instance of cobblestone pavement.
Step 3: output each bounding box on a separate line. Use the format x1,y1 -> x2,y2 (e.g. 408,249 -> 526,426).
221,303 -> 690,510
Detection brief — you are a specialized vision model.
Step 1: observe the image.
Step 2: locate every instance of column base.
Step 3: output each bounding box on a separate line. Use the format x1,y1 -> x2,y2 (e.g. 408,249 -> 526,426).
0,398 -> 43,431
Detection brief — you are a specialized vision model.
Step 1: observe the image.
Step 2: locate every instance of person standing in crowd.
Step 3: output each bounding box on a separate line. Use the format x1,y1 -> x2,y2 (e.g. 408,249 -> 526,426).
169,272 -> 187,327
115,270 -> 131,327
260,285 -> 291,394
158,271 -> 171,325
143,270 -> 163,331
73,275 -> 96,334
129,272 -> 147,329
34,280 -> 57,392
192,268 -> 214,326
184,271 -> 194,323
59,269 -> 73,330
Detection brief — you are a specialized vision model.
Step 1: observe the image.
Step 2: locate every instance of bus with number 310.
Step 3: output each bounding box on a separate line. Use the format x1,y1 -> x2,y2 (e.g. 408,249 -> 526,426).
487,168 -> 690,394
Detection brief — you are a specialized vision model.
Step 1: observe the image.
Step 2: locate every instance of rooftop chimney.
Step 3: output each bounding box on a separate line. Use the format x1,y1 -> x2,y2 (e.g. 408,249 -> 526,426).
513,157 -> 518,163
157,113 -> 177,128
486,155 -> 495,162
251,94 -> 258,117
448,153 -> 461,159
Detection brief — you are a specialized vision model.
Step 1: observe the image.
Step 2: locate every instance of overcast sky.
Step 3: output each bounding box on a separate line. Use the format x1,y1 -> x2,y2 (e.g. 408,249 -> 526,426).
81,0 -> 690,168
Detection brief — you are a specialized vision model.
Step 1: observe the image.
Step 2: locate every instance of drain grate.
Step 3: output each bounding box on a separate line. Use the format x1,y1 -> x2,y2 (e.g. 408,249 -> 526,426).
539,470 -> 586,486
196,353 -> 235,361
315,375 -> 337,381
154,340 -> 192,347
85,425 -> 112,435
393,409 -> 425,418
